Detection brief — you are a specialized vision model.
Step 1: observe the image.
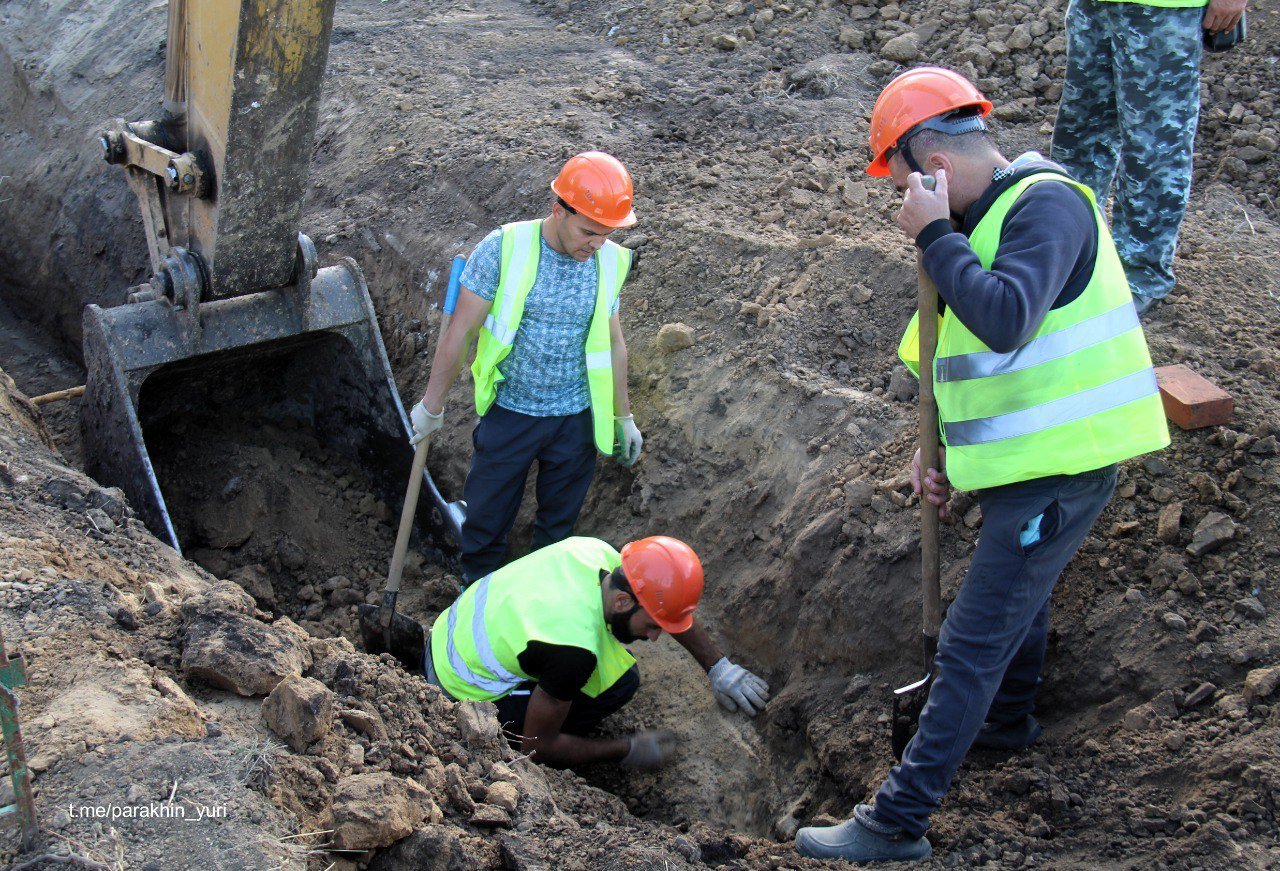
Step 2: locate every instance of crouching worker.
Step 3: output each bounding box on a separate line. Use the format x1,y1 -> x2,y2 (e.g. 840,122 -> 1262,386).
361,535 -> 769,769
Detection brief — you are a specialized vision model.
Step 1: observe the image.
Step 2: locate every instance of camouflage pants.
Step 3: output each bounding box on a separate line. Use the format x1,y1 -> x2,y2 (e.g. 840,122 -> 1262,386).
1051,0 -> 1204,300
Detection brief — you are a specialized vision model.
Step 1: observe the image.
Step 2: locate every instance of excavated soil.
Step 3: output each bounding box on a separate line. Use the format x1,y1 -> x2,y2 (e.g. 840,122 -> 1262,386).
3,0 -> 1280,867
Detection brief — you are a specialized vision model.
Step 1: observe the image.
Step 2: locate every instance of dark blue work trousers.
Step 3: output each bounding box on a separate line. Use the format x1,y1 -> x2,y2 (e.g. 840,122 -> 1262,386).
460,405 -> 596,583
874,464 -> 1118,838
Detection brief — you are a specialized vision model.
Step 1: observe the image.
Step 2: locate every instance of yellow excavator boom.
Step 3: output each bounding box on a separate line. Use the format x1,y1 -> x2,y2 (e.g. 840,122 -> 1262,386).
82,0 -> 461,560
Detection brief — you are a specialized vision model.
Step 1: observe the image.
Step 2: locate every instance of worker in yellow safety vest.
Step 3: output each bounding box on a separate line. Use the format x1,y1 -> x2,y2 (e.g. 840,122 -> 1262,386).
795,67 -> 1170,863
370,536 -> 770,769
410,152 -> 644,584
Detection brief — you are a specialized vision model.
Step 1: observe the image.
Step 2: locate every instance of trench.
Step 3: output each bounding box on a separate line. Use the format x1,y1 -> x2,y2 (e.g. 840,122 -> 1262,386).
0,0 -> 928,842
0,273 -> 848,842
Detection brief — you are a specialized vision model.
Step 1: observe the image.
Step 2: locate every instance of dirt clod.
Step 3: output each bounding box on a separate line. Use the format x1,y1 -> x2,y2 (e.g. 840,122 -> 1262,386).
181,610 -> 310,696
483,780 -> 520,814
1187,510 -> 1238,556
263,675 -> 336,752
1243,666 -> 1280,704
656,322 -> 697,353
328,771 -> 439,850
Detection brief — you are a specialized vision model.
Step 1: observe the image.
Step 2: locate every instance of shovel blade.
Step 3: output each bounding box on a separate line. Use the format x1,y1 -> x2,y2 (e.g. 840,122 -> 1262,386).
358,603 -> 426,674
891,673 -> 934,761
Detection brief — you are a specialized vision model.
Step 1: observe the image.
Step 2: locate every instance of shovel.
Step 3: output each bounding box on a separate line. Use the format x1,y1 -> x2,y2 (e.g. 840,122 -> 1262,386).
360,256 -> 468,662
890,254 -> 943,761
358,434 -> 432,668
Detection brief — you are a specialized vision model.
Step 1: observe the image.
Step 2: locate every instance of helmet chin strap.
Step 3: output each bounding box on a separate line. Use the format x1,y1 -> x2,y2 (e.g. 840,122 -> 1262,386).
609,598 -> 643,643
900,139 -> 925,176
890,108 -> 988,178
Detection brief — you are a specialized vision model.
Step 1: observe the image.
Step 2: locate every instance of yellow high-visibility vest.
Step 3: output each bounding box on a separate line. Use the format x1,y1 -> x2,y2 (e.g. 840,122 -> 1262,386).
429,537 -> 636,701
470,220 -> 631,454
898,172 -> 1170,491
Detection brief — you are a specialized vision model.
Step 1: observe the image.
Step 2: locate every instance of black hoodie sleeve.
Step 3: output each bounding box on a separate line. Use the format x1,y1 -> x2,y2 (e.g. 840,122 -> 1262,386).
917,182 -> 1098,353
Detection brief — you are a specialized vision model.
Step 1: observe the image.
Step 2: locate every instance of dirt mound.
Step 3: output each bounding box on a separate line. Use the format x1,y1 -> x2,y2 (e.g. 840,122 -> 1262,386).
0,373 -> 755,868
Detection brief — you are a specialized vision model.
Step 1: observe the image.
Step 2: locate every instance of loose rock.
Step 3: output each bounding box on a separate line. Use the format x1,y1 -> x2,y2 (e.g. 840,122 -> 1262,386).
1234,596 -> 1266,621
456,700 -> 502,752
1157,501 -> 1183,544
339,707 -> 389,742
888,366 -> 918,402
880,32 -> 921,63
656,322 -> 697,353
1186,511 -> 1237,557
181,611 -> 309,696
1243,666 -> 1280,704
370,825 -> 469,869
443,762 -> 476,814
469,804 -> 513,828
1183,682 -> 1217,708
328,772 -> 438,850
263,675 -> 335,751
484,780 -> 520,814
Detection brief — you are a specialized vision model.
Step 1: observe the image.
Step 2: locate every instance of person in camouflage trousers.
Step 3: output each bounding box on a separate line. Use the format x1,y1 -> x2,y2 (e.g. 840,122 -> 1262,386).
1051,0 -> 1247,317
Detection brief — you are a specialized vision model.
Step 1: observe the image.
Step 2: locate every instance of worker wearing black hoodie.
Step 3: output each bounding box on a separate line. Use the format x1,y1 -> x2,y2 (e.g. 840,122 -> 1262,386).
796,67 -> 1170,864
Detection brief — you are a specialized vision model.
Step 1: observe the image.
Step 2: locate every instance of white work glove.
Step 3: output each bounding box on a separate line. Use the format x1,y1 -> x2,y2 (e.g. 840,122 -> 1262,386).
620,730 -> 676,770
708,657 -> 770,717
614,414 -> 643,467
410,400 -> 443,446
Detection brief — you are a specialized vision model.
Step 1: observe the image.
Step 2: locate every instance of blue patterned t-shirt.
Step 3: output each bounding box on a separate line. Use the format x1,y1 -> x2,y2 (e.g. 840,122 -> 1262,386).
460,227 -> 622,417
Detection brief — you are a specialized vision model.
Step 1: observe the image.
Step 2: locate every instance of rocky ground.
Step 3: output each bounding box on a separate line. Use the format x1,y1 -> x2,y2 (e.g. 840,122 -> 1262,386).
2,0 -> 1279,867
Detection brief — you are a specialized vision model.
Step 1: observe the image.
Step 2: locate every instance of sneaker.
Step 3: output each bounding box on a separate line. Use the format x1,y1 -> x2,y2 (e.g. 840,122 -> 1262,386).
972,714 -> 1043,751
1132,294 -> 1159,318
795,804 -> 932,862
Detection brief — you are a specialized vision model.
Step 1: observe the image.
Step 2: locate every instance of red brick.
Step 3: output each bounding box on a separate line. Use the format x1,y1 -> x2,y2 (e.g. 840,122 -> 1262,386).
1155,364 -> 1233,430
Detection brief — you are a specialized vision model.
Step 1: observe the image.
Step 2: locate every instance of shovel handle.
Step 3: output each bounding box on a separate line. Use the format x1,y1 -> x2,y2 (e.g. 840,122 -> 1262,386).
386,435 -> 430,598
917,260 -> 942,646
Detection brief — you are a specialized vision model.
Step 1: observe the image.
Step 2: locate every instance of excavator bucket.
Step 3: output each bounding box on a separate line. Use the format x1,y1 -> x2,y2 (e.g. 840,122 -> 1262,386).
81,0 -> 460,560
81,249 -> 461,558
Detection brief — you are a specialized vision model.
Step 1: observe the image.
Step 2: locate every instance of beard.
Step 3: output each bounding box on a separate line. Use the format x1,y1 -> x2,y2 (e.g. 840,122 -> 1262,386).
609,604 -> 641,643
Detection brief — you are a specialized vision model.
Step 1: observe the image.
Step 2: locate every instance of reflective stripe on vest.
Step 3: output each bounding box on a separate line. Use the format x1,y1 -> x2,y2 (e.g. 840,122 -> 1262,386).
483,223 -> 540,349
444,575 -> 524,696
482,314 -> 517,346
936,301 -> 1140,384
1099,0 -> 1207,7
470,220 -> 631,454
429,537 -> 635,702
943,368 -> 1159,447
897,171 -> 1169,490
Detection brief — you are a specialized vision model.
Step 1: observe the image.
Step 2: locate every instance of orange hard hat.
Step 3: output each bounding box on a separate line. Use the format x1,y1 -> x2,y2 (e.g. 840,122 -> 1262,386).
866,66 -> 993,177
551,151 -> 637,229
620,536 -> 704,634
